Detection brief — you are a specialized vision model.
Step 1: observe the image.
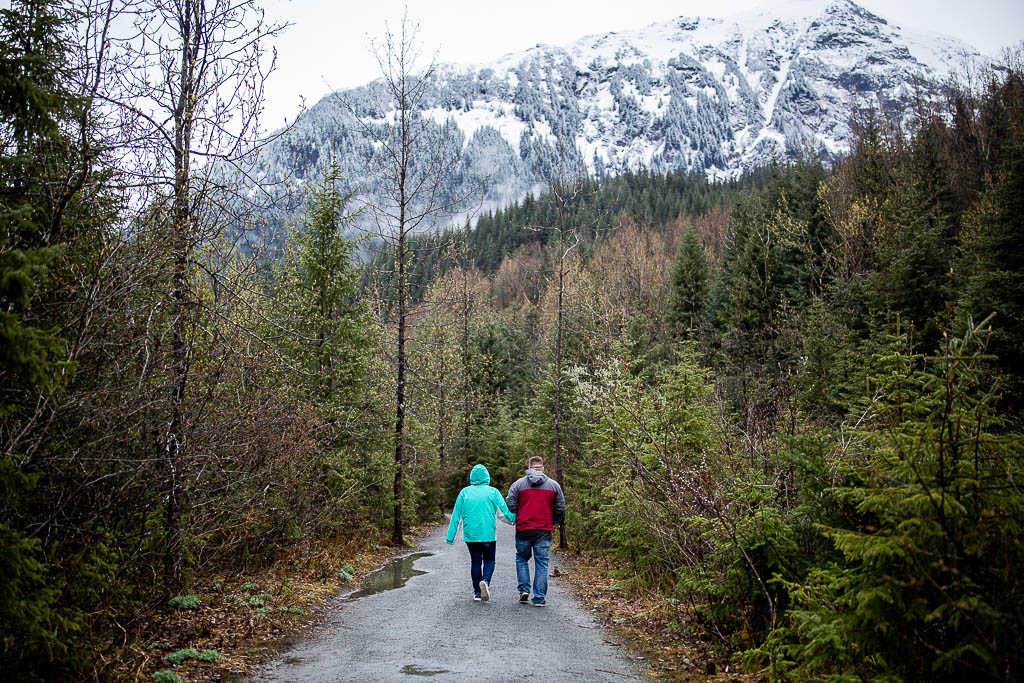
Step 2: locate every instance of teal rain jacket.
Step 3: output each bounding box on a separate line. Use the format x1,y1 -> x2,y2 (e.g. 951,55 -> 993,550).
446,464 -> 516,543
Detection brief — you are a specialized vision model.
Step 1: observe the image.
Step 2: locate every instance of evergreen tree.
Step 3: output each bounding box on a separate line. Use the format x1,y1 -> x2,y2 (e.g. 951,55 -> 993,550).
0,0 -> 85,673
0,0 -> 74,389
284,158 -> 368,409
764,319 -> 1024,680
666,229 -> 708,340
573,346 -> 720,586
877,121 -> 957,347
961,72 -> 1024,410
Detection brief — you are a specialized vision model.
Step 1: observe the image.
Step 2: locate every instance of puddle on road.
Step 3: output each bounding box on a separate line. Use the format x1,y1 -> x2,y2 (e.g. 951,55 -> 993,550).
400,664 -> 450,676
345,552 -> 432,600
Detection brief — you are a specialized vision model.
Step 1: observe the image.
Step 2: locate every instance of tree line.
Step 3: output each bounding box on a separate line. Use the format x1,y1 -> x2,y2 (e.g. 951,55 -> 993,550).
362,165 -> 769,307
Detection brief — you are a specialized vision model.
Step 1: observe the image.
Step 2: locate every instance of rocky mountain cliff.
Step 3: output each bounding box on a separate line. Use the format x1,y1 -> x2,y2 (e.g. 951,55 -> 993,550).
245,0 -> 984,243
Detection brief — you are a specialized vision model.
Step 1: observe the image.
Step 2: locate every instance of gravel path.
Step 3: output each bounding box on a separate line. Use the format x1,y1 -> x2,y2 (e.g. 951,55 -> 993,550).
255,517 -> 644,681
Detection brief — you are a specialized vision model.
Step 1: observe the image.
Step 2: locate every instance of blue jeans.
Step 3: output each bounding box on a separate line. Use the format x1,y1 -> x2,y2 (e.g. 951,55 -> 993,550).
515,533 -> 551,604
466,541 -> 496,596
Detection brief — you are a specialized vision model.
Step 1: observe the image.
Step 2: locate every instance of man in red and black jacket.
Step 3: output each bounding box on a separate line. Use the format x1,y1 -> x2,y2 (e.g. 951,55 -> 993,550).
505,456 -> 565,607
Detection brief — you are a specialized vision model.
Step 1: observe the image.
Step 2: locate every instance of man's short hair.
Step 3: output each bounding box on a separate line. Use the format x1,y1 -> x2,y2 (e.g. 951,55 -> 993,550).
527,456 -> 544,469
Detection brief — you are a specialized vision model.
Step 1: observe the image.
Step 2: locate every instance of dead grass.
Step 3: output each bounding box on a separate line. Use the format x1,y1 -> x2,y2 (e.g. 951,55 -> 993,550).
552,547 -> 760,681
102,524 -> 435,681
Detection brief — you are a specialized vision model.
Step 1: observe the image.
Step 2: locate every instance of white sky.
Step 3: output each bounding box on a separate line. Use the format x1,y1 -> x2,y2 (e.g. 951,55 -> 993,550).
257,0 -> 1022,131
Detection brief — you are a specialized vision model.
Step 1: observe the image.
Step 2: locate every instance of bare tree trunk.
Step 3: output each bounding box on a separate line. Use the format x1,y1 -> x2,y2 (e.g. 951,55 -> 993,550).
166,0 -> 200,589
349,12 -> 469,543
527,181 -> 585,551
14,0 -> 288,600
394,210 -> 406,545
438,352 -> 446,496
462,248 -> 472,453
391,54 -> 412,545
554,240 -> 567,549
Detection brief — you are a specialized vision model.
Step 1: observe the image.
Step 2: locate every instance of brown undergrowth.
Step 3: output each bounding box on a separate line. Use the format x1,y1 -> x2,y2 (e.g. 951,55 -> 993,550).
552,547 -> 759,682
102,524 -> 436,681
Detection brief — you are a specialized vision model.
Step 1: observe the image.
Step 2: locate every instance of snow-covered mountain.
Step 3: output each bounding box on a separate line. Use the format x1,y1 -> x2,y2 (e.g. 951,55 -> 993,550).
247,0 -> 984,241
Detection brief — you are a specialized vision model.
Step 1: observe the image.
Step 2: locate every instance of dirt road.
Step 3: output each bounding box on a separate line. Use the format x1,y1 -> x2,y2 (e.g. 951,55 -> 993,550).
256,517 -> 643,681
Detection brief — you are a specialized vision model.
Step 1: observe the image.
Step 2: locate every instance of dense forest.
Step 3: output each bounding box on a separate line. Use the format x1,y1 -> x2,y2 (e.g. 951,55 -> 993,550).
2,0 -> 1023,680
362,166 -> 767,300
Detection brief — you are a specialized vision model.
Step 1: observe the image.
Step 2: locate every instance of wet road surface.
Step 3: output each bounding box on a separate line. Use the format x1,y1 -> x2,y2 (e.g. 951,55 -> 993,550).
256,517 -> 644,681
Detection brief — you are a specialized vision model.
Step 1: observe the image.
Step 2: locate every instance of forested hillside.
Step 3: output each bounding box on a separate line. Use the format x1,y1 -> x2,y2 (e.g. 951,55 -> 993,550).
362,167 -> 768,304
1,0 -> 1022,680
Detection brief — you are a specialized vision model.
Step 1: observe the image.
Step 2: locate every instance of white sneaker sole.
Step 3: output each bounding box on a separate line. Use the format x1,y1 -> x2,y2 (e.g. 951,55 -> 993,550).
479,581 -> 489,601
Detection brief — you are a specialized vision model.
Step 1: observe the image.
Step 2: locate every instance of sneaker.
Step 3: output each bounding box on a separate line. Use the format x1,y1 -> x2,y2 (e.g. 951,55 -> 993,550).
473,595 -> 482,601
533,600 -> 546,607
479,581 -> 490,602
519,592 -> 530,603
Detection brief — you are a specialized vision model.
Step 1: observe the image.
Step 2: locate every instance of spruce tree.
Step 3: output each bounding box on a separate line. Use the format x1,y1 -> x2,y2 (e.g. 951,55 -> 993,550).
285,158 -> 367,409
961,72 -> 1024,410
878,122 -> 957,346
666,229 -> 708,340
755,316 -> 1024,680
0,0 -> 80,672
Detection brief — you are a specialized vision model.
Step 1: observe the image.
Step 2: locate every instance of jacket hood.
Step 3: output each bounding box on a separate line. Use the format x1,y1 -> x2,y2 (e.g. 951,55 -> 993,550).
525,468 -> 548,486
470,464 -> 490,485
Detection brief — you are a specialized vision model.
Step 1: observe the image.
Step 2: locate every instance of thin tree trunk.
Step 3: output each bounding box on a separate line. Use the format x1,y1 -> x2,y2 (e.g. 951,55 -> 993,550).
462,262 -> 471,452
166,0 -> 199,591
554,246 -> 567,549
393,90 -> 409,544
438,351 -> 447,516
393,224 -> 406,546
356,13 -> 466,544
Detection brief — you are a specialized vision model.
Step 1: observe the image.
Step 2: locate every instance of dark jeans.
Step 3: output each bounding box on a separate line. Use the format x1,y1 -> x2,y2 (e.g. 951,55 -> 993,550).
466,541 -> 496,596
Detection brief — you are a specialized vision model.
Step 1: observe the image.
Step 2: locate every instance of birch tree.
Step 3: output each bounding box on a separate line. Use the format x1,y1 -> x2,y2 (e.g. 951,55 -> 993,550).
102,0 -> 286,586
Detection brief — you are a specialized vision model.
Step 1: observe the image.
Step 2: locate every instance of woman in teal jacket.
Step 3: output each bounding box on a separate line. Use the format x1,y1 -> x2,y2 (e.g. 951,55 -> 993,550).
446,464 -> 516,601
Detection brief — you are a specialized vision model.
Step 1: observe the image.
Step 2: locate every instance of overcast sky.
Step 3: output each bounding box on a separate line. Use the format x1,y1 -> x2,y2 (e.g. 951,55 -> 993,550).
257,0 -> 1023,130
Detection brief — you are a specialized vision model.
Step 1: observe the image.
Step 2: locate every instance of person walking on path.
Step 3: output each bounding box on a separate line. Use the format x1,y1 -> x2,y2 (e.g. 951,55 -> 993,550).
446,463 -> 517,601
505,456 -> 565,607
